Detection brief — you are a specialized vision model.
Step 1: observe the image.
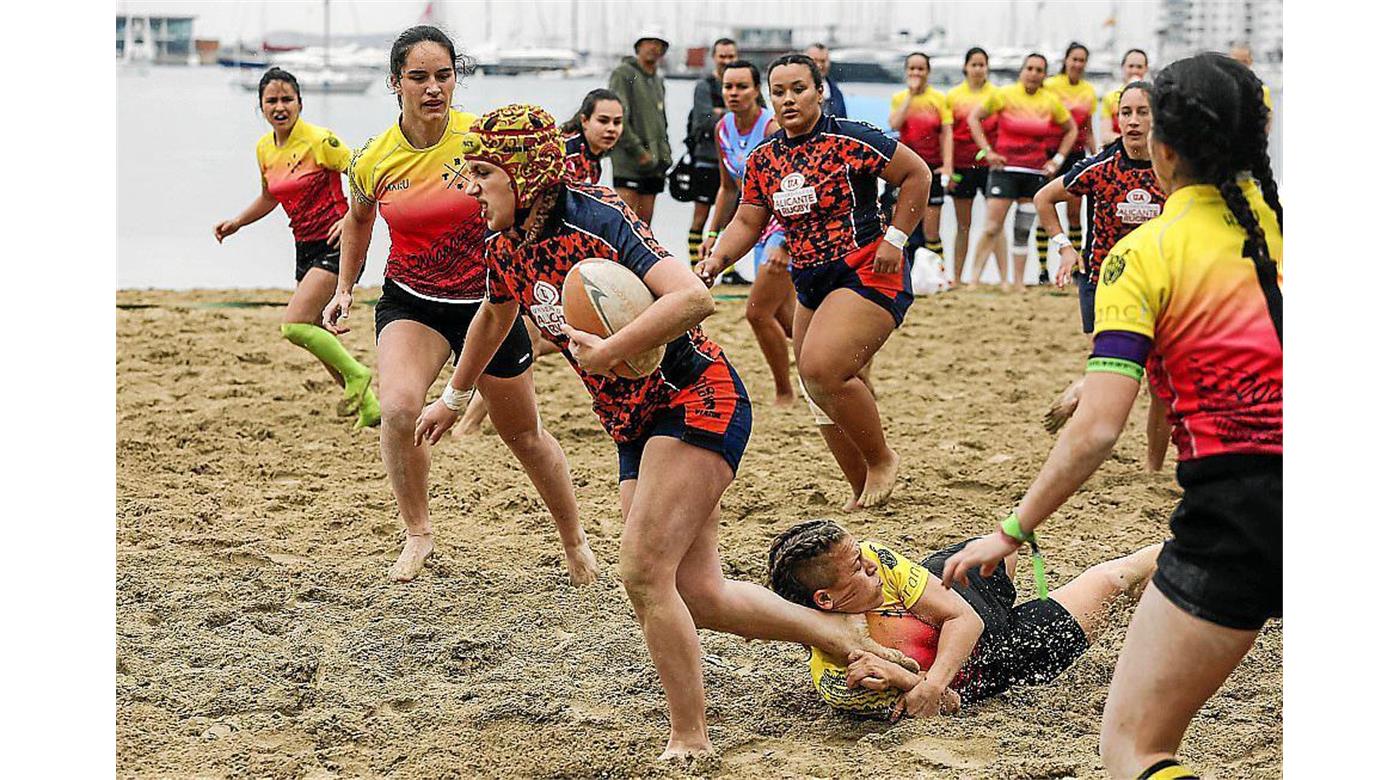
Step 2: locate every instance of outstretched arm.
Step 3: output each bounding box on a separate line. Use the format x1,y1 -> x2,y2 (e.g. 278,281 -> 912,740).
213,182 -> 278,243
415,299 -> 520,445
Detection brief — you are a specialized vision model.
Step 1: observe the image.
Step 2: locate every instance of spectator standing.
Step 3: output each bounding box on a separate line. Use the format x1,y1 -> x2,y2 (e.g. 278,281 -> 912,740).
608,28 -> 672,225
685,38 -> 739,268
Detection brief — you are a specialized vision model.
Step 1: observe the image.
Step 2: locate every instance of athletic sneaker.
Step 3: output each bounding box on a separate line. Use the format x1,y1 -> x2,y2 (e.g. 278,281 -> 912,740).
1038,266 -> 1051,285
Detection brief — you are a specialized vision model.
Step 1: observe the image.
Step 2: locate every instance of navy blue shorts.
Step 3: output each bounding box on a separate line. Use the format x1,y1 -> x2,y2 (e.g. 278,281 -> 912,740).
617,359 -> 752,482
1075,271 -> 1096,333
790,241 -> 914,328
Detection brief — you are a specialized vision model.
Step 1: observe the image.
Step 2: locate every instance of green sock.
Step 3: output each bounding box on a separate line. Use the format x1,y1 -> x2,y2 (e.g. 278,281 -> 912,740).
280,323 -> 372,415
1035,226 -> 1050,272
687,229 -> 703,264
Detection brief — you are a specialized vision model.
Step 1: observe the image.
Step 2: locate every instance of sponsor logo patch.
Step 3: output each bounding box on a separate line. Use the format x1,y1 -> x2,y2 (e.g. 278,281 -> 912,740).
530,281 -> 566,336
1101,252 -> 1126,285
772,172 -> 817,217
1115,188 -> 1161,223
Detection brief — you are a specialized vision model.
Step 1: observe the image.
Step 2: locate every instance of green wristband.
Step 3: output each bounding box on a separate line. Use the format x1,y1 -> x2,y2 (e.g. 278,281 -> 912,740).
705,230 -> 721,239
1000,513 -> 1030,542
1086,356 -> 1145,382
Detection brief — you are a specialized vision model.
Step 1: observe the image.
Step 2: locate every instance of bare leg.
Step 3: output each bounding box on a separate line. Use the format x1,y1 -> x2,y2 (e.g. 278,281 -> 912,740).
952,196 -> 974,287
745,246 -> 797,405
969,197 -> 1012,289
1049,543 -> 1162,643
798,290 -> 899,507
1099,584 -> 1261,778
616,444 -> 915,758
632,193 -> 657,225
451,320 -> 557,439
376,321 -> 452,582
476,369 -> 598,585
616,186 -> 644,223
794,303 -> 864,506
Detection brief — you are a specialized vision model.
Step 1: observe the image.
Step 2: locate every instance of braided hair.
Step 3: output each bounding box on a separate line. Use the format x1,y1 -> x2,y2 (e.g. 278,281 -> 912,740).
1151,53 -> 1282,338
767,520 -> 850,607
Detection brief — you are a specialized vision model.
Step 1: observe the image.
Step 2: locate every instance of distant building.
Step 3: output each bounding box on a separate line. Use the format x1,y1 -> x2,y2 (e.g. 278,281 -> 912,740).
1157,0 -> 1283,64
117,13 -> 196,65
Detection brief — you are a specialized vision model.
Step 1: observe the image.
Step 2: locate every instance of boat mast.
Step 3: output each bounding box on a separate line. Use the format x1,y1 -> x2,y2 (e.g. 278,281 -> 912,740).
323,0 -> 331,70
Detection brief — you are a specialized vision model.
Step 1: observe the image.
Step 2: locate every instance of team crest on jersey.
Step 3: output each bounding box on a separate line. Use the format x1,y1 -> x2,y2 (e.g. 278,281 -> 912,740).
1102,253 -> 1126,285
1116,188 -> 1161,224
530,281 -> 566,336
773,172 -> 817,217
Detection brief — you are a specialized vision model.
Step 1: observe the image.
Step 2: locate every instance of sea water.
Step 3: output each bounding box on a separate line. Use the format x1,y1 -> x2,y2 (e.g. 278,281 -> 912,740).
117,66 -> 1280,290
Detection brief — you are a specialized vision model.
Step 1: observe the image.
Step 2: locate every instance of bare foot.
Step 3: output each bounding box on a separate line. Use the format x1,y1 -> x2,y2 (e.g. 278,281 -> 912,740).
857,450 -> 900,508
564,540 -> 600,586
389,532 -> 434,582
1044,377 -> 1084,434
658,740 -> 715,763
842,493 -> 861,512
773,391 -> 796,407
999,281 -> 1011,292
1118,543 -> 1164,601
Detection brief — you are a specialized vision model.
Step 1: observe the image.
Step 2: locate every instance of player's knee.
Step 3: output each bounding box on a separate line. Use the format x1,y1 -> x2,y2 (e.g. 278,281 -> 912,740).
618,546 -> 670,602
1012,204 -> 1036,247
378,392 -> 422,432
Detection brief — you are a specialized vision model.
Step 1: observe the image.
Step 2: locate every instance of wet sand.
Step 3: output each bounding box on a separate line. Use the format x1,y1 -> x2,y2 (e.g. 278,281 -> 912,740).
116,285 -> 1281,778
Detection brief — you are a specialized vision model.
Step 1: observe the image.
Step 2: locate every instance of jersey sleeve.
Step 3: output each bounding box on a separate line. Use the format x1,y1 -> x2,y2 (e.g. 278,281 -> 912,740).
863,541 -> 931,609
1049,95 -> 1072,125
938,94 -> 954,125
601,200 -> 675,279
981,87 -> 1005,116
347,141 -> 377,206
837,120 -> 898,176
313,130 -> 352,173
483,239 -> 516,305
1062,152 -> 1103,195
1092,237 -> 1168,342
739,149 -> 769,208
1102,89 -> 1120,118
889,89 -> 906,111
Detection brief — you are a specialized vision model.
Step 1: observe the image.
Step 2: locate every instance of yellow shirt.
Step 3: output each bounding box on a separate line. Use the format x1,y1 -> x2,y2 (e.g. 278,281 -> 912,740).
890,87 -> 953,165
1092,180 -> 1282,460
947,80 -> 998,167
807,541 -> 931,715
1043,74 -> 1097,153
255,118 -> 350,242
980,83 -> 1071,172
348,110 -> 489,300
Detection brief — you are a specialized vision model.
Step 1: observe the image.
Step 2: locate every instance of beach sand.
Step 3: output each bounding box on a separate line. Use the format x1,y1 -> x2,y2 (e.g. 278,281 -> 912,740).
116,286 -> 1281,778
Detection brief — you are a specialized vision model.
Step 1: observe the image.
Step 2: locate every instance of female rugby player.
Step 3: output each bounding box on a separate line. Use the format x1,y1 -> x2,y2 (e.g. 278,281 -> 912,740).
1101,49 -> 1150,145
966,53 -> 1077,290
945,47 -> 1007,287
559,88 -> 624,185
699,54 -> 932,510
944,54 -> 1282,780
699,60 -> 796,405
321,27 -> 596,585
1040,42 -> 1098,285
889,52 -> 953,269
413,104 -> 914,759
213,67 -> 378,427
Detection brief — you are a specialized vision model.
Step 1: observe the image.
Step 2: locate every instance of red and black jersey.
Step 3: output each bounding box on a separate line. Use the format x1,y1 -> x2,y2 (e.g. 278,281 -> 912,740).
1062,139 -> 1165,283
562,133 -> 603,185
485,182 -> 729,442
740,114 -> 898,270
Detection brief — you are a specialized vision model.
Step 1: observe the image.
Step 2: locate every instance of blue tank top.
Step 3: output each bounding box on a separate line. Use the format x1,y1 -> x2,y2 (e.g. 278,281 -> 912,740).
716,108 -> 775,183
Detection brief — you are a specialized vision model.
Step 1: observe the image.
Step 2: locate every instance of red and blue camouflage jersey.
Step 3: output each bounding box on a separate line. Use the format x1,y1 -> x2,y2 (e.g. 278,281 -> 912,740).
484,182 -> 728,442
562,133 -> 603,185
740,114 -> 899,270
1062,140 -> 1165,283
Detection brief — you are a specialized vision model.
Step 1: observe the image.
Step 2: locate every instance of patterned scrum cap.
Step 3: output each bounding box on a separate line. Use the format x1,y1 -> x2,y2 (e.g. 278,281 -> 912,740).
461,103 -> 566,209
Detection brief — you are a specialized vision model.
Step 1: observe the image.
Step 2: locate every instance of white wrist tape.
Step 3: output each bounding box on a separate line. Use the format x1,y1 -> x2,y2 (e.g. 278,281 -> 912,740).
440,384 -> 475,412
940,174 -> 951,188
883,225 -> 910,250
1049,232 -> 1072,252
1050,153 -> 1066,165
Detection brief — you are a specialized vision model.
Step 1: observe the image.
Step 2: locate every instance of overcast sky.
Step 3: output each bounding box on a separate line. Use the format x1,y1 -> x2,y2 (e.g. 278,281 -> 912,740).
119,0 -> 1162,56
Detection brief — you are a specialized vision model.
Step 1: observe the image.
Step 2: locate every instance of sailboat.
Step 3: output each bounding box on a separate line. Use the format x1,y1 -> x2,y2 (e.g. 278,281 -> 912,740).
238,0 -> 374,94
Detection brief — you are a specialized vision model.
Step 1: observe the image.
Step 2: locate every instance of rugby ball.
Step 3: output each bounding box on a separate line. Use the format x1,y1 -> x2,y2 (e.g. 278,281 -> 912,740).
562,258 -> 663,379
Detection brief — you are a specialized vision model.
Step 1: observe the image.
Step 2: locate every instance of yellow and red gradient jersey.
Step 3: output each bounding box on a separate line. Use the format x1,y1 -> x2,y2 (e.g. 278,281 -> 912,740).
1043,74 -> 1097,153
806,540 -> 935,715
1101,85 -> 1124,135
256,118 -> 350,243
980,83 -> 1072,173
1092,180 -> 1282,461
947,80 -> 999,168
890,87 -> 953,167
348,110 -> 488,301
